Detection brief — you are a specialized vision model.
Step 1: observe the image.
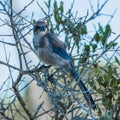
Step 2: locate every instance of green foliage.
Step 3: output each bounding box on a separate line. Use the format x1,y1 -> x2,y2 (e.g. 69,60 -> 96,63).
94,32 -> 101,42
93,24 -> 118,50
95,24 -> 110,42
49,0 -> 88,51
44,0 -> 119,119
93,64 -> 119,118
81,44 -> 90,63
53,0 -> 64,29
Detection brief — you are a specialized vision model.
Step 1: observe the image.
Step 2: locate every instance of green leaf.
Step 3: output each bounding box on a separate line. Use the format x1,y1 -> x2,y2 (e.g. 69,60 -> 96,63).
109,79 -> 118,90
76,22 -> 82,29
95,65 -> 101,73
91,43 -> 97,52
105,25 -> 111,37
98,107 -> 102,116
60,1 -> 64,13
106,41 -> 117,49
94,32 -> 100,42
97,88 -> 104,94
65,36 -> 71,50
115,56 -> 120,65
54,0 -> 57,9
54,1 -> 59,22
97,24 -> 111,46
108,65 -> 113,76
103,74 -> 110,86
97,76 -> 104,86
84,44 -> 90,52
102,25 -> 111,45
103,25 -> 111,46
81,25 -> 87,35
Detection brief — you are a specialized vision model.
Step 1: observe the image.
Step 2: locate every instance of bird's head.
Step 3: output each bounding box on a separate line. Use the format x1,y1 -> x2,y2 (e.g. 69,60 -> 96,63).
33,20 -> 48,36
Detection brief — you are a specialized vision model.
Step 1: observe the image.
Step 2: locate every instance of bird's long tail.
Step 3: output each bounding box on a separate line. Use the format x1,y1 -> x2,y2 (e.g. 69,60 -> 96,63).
70,68 -> 96,110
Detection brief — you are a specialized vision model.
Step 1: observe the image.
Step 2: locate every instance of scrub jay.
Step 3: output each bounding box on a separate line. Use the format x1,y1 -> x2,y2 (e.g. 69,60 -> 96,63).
33,20 -> 96,110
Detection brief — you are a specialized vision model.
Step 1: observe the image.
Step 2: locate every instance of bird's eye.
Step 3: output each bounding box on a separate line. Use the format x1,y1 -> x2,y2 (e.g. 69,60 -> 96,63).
34,26 -> 40,32
40,26 -> 45,31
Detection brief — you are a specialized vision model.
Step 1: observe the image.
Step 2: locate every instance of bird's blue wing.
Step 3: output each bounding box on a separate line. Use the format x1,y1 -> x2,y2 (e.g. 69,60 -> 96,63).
46,33 -> 71,61
52,45 -> 71,60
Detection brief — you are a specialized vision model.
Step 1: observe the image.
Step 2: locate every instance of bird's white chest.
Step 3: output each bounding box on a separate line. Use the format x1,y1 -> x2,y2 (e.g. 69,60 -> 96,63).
34,47 -> 43,60
33,35 -> 51,61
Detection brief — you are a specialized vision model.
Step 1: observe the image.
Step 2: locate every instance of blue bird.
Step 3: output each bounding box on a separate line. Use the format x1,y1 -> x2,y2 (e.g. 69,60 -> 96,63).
33,20 -> 96,110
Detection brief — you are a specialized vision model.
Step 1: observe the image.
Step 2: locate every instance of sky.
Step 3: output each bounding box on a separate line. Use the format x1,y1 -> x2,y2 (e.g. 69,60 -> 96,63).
0,0 -> 120,97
